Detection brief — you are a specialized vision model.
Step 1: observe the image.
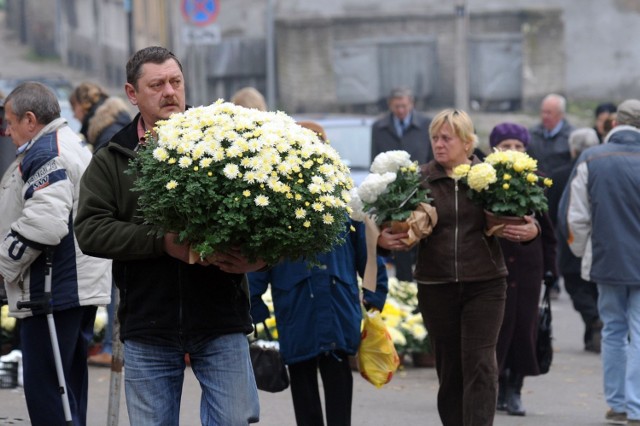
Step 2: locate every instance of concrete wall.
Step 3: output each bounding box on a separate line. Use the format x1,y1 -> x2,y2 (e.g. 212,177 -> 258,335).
7,0 -> 640,111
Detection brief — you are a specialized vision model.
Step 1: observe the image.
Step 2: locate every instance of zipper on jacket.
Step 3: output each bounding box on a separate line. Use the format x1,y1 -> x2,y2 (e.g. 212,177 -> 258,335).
454,180 -> 459,282
307,279 -> 315,299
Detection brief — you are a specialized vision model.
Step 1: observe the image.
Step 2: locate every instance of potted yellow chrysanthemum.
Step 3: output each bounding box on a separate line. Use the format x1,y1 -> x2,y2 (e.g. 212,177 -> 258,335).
452,150 -> 552,236
130,100 -> 353,265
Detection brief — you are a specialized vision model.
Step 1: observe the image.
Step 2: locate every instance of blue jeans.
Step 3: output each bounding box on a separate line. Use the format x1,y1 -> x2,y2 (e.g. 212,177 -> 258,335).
101,283 -> 117,354
124,333 -> 260,425
598,283 -> 640,420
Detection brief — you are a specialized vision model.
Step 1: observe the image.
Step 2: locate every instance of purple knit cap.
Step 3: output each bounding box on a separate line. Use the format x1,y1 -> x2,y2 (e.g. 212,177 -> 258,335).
489,122 -> 530,148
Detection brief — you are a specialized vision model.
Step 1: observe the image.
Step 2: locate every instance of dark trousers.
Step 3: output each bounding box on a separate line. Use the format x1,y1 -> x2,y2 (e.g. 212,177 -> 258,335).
288,351 -> 353,426
417,278 -> 507,426
21,305 -> 96,426
393,246 -> 417,282
563,273 -> 600,343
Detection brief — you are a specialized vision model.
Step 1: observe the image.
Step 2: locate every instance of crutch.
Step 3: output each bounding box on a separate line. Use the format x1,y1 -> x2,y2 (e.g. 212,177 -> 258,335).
17,246 -> 73,425
107,288 -> 123,426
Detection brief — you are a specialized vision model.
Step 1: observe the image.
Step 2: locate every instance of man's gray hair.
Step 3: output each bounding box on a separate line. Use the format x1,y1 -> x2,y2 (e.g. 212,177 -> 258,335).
5,81 -> 61,125
543,93 -> 567,114
568,128 -> 599,157
388,87 -> 414,102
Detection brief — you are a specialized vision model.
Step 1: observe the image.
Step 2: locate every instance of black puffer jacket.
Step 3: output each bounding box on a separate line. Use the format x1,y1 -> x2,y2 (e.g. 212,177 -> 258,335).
74,114 -> 253,344
414,157 -> 508,284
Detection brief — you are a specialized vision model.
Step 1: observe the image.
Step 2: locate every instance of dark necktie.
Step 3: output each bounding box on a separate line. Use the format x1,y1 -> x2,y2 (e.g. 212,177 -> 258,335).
399,120 -> 406,137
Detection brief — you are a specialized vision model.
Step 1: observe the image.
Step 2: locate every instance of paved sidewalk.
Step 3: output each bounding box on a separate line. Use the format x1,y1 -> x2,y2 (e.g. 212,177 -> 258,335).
0,290 -> 609,426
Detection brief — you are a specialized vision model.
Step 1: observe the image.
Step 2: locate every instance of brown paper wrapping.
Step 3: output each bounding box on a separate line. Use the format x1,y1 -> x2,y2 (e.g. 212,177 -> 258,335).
399,202 -> 438,247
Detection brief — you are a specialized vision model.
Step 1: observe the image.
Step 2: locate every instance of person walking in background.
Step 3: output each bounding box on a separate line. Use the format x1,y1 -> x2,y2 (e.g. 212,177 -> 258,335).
370,87 -> 432,282
527,93 -> 574,298
0,82 -> 112,426
406,109 -> 539,426
527,93 -> 575,176
74,46 -> 264,425
231,86 -> 268,111
558,99 -> 640,425
593,102 -> 617,143
69,81 -> 132,152
69,81 -> 132,367
249,121 -> 389,426
547,128 -> 601,353
488,123 -> 558,417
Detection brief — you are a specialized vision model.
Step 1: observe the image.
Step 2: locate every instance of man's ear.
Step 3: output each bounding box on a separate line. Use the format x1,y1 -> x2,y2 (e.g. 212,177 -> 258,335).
24,111 -> 38,130
125,83 -> 138,106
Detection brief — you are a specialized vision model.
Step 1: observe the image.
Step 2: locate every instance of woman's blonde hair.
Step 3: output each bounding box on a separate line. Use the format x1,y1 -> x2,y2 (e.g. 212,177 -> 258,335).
230,87 -> 267,112
429,108 -> 478,147
69,81 -> 109,113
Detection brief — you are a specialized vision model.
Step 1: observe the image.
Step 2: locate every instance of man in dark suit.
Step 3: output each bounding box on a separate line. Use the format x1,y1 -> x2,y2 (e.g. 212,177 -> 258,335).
370,88 -> 432,282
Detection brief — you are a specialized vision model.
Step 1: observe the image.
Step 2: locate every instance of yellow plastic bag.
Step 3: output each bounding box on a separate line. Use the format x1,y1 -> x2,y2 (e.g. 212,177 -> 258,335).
358,310 -> 401,388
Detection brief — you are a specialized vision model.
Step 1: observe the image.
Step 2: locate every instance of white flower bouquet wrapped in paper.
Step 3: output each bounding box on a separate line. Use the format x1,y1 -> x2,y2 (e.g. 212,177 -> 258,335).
348,150 -> 437,247
130,101 -> 353,265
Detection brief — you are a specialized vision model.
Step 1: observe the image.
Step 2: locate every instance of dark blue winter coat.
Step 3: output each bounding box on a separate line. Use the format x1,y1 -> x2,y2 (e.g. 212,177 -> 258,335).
248,219 -> 388,364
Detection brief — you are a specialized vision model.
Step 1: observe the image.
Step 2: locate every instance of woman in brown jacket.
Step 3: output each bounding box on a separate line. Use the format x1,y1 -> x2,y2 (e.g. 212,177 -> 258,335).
380,109 -> 540,426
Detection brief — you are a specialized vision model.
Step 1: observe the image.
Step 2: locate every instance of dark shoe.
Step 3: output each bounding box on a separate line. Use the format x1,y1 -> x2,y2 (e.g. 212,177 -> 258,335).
588,319 -> 603,353
506,372 -> 526,416
506,393 -> 526,416
604,408 -> 626,423
88,352 -> 112,367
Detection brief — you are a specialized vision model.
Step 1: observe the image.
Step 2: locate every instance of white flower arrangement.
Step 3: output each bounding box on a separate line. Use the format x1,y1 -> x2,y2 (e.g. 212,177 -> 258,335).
131,100 -> 353,265
348,150 -> 432,226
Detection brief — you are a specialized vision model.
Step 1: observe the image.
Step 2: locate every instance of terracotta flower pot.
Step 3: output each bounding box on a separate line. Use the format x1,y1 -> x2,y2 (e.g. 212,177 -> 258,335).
382,220 -> 411,234
484,210 -> 526,237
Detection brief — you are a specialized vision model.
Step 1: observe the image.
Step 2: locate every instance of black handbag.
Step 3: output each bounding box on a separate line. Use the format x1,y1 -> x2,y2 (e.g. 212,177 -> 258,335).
536,285 -> 553,374
249,322 -> 289,393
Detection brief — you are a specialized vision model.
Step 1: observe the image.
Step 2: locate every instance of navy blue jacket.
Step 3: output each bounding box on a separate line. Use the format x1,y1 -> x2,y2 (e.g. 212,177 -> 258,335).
248,219 -> 388,364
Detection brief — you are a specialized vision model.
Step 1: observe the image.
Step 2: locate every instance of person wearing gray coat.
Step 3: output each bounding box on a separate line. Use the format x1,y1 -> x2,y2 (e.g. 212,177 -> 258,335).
370,87 -> 432,282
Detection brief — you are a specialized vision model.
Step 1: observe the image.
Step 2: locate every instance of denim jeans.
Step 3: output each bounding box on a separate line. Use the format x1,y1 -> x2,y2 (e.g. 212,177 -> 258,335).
417,278 -> 506,426
597,283 -> 640,420
124,333 -> 260,425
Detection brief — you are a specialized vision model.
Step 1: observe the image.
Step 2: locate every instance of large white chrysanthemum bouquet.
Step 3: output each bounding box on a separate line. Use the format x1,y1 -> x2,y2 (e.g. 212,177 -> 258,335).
452,150 -> 552,217
131,100 -> 353,265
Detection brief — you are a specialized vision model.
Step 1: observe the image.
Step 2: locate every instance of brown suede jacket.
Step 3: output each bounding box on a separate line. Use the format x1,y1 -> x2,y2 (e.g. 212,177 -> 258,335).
414,157 -> 508,284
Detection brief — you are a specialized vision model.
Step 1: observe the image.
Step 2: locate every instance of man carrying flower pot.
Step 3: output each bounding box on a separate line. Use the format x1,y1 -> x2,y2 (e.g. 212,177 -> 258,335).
74,46 -> 265,425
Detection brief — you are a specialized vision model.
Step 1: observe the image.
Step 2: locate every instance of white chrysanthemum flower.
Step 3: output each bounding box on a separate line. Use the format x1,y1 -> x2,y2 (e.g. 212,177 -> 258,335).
223,164 -> 240,179
370,150 -> 413,174
178,156 -> 193,168
357,172 -> 396,203
254,195 -> 269,207
295,208 -> 306,219
165,180 -> 178,190
153,147 -> 169,162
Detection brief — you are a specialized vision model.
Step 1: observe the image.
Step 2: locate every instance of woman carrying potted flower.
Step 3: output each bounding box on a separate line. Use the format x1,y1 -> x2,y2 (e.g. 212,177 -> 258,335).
389,109 -> 539,426
487,123 -> 558,416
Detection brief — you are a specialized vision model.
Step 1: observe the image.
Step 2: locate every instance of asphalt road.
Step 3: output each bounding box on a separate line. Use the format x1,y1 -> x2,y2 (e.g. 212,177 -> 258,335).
0,288 -> 609,426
